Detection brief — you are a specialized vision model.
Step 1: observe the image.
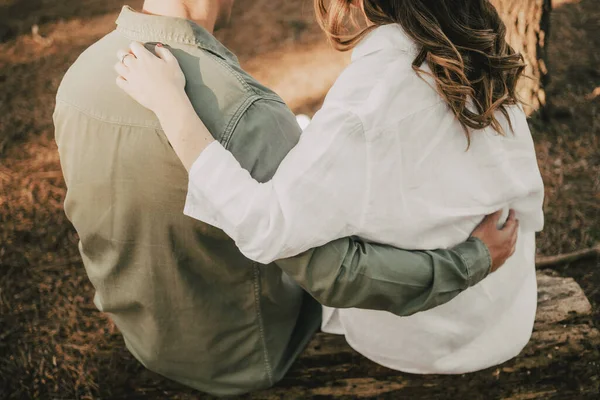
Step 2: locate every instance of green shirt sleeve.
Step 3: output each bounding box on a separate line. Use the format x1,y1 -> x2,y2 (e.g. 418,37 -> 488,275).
228,98 -> 492,317
276,237 -> 491,316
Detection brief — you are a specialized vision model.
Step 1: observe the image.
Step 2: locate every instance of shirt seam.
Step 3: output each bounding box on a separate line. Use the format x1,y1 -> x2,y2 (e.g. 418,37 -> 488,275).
117,25 -> 197,45
252,263 -> 274,386
56,94 -> 283,147
55,98 -> 163,130
220,95 -> 261,148
209,55 -> 252,92
198,53 -> 283,147
208,52 -> 282,102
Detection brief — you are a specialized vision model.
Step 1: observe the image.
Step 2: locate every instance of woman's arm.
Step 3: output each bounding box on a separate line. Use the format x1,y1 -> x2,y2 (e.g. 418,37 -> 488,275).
156,92 -> 217,171
183,106 -> 367,264
116,42 -> 369,264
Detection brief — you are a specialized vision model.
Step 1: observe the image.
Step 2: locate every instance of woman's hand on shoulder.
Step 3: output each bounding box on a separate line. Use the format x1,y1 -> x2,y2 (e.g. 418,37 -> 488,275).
114,42 -> 187,118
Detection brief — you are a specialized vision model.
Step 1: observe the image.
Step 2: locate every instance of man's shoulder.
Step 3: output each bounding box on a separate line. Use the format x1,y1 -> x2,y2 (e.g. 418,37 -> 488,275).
55,30 -> 287,136
166,40 -> 302,181
55,29 -> 301,176
180,44 -> 281,100
175,44 -> 293,142
56,31 -> 164,129
167,44 -> 303,156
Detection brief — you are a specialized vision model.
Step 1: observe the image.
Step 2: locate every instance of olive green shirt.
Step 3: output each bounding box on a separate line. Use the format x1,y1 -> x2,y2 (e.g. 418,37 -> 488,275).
54,6 -> 492,396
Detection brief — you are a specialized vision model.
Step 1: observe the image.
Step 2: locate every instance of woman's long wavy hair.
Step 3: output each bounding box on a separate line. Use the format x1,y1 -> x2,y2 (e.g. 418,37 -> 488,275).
315,0 -> 526,139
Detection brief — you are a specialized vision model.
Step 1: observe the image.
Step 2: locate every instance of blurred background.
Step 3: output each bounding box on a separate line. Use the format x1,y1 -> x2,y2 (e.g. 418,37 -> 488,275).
0,0 -> 598,398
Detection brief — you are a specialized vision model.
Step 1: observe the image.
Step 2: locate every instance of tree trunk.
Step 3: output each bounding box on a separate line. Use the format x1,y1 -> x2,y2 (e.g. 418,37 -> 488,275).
491,0 -> 552,115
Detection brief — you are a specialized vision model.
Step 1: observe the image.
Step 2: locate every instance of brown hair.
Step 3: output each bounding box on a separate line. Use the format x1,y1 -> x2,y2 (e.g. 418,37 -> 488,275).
315,0 -> 526,140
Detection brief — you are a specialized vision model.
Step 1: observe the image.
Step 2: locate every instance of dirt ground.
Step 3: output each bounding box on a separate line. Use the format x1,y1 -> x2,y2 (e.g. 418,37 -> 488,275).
0,0 -> 599,399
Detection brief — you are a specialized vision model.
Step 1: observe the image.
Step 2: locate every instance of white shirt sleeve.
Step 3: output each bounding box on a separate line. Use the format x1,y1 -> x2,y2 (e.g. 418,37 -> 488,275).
184,106 -> 368,264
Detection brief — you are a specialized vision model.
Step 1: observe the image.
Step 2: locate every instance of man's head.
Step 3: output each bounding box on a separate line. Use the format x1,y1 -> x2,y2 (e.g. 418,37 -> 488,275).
182,0 -> 235,31
144,0 -> 235,32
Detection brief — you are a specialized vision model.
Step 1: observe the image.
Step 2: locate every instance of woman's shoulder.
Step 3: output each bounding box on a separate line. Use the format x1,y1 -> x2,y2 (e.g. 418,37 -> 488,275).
324,49 -> 413,105
324,50 -> 445,134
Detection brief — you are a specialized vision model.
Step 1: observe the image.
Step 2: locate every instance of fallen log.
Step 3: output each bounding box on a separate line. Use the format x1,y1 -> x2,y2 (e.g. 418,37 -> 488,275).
536,244 -> 600,268
250,270 -> 599,399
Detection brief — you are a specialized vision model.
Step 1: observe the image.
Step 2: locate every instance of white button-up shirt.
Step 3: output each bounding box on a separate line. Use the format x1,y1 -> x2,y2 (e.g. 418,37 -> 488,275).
184,24 -> 545,373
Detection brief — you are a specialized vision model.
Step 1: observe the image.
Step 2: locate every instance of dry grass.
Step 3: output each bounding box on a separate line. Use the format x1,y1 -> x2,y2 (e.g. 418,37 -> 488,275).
0,0 -> 599,399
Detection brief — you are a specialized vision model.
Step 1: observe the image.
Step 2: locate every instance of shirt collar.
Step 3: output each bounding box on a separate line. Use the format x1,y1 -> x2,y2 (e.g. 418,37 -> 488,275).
116,6 -> 238,64
352,23 -> 419,62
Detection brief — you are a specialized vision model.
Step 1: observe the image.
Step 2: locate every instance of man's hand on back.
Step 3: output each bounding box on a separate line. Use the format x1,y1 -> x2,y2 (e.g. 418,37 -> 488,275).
471,210 -> 519,273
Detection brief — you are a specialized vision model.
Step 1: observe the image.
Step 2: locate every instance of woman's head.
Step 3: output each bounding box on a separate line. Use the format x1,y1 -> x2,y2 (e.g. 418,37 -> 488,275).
315,0 -> 526,139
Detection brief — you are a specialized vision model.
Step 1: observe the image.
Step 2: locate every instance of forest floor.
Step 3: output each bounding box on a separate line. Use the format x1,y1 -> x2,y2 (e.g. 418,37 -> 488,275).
0,0 -> 599,398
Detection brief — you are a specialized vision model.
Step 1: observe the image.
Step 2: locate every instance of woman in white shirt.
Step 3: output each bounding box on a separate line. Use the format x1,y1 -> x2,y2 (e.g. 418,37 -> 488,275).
115,0 -> 544,374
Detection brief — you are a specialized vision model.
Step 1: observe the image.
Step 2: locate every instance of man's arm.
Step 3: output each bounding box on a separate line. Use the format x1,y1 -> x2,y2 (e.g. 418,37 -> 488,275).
278,237 -> 490,316
227,97 -> 512,317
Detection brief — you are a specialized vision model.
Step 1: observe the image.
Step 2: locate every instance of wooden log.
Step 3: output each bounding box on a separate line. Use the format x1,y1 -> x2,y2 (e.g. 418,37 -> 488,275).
250,270 -> 599,399
536,244 -> 600,268
491,0 -> 552,115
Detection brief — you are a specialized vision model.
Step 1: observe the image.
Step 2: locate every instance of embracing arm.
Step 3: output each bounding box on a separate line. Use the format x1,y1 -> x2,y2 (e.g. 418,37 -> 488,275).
278,205 -> 521,315
278,237 -> 491,315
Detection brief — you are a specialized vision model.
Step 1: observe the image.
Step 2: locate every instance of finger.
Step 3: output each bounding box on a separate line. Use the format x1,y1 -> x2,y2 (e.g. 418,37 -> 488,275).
114,62 -> 129,79
117,49 -> 136,67
510,220 -> 519,249
511,225 -> 518,245
506,209 -> 516,223
117,49 -> 128,61
116,76 -> 128,91
510,234 -> 518,256
129,41 -> 153,59
484,209 -> 503,226
155,44 -> 176,63
501,215 -> 518,232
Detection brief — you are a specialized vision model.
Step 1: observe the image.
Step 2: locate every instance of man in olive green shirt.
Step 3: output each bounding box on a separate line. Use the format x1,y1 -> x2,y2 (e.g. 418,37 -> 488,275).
54,2 -> 518,396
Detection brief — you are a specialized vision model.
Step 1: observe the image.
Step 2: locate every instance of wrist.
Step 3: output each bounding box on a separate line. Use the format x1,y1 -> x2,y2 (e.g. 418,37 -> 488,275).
155,89 -> 195,124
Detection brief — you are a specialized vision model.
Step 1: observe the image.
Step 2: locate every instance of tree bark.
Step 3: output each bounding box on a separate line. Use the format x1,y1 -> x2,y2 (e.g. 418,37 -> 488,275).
491,0 -> 552,115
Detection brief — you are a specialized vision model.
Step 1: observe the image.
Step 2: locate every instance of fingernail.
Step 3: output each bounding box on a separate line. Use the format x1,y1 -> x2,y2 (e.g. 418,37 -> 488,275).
156,43 -> 163,48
